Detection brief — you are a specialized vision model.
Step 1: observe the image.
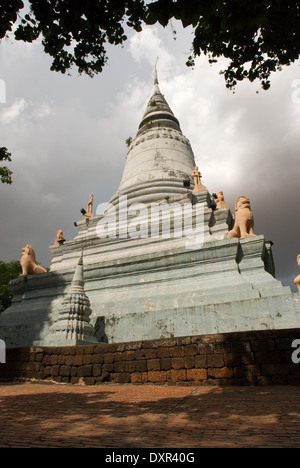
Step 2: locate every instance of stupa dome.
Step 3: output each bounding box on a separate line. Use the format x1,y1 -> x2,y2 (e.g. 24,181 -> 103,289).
109,70 -> 196,205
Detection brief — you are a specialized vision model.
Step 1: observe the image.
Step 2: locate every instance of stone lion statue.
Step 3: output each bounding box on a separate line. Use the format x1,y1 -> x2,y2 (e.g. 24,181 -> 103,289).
215,191 -> 229,209
55,230 -> 65,245
20,244 -> 47,276
227,196 -> 256,239
294,254 -> 300,292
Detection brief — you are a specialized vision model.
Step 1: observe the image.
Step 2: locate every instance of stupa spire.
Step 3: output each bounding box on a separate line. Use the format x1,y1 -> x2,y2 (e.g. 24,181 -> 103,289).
137,62 -> 181,136
154,57 -> 160,94
108,65 -> 196,206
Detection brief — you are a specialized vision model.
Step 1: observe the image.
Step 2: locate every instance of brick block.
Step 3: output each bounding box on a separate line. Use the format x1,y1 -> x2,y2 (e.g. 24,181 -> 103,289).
186,369 -> 207,381
197,343 -> 215,355
207,354 -> 224,368
91,354 -> 104,364
83,345 -> 96,355
110,373 -> 131,383
82,354 -> 93,365
167,369 -> 187,382
184,356 -> 195,368
93,345 -> 107,354
33,371 -> 44,380
50,365 -> 60,377
147,359 -> 160,371
123,350 -> 135,361
257,375 -> 273,385
214,342 -> 231,354
65,355 -> 75,366
93,364 -> 102,377
147,371 -> 167,382
156,347 -> 171,358
95,372 -> 110,383
131,373 -> 142,383
104,353 -> 115,364
35,353 -> 44,362
160,358 -> 172,371
106,343 -> 125,353
124,361 -> 137,373
102,363 -> 114,373
184,344 -> 198,356
42,355 -> 51,366
77,365 -> 93,378
61,346 -> 76,356
113,352 -> 124,362
73,355 -> 83,366
135,349 -> 157,360
194,355 -> 207,368
114,361 -> 126,373
231,341 -> 252,354
135,360 -> 147,372
208,367 -> 234,379
224,353 -> 241,367
60,365 -> 71,377
58,354 -> 66,365
169,346 -> 185,357
171,357 -> 185,369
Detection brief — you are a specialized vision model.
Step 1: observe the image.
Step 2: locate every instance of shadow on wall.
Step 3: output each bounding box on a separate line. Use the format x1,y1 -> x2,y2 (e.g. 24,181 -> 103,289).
0,270 -> 70,348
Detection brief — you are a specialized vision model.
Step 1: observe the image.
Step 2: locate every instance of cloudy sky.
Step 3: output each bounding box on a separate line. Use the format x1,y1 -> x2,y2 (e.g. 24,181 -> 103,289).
0,18 -> 299,291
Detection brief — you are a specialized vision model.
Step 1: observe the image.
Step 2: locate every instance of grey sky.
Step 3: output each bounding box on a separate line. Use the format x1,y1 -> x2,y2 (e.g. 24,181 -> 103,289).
0,22 -> 299,291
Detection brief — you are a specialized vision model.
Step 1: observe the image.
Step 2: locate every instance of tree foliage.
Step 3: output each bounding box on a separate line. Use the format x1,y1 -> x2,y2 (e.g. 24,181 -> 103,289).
0,1 -> 299,89
0,260 -> 21,313
0,147 -> 13,184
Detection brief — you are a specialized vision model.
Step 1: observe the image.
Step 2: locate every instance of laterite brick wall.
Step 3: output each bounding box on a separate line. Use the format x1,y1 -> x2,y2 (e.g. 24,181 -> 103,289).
1,329 -> 300,386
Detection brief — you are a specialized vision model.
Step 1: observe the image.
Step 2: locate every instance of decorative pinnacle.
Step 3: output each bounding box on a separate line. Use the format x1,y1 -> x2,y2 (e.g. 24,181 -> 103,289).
154,57 -> 160,93
70,250 -> 84,292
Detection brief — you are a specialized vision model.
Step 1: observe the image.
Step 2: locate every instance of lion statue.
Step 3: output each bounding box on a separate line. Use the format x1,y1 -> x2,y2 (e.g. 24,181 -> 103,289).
215,191 -> 229,209
20,244 -> 47,276
294,254 -> 300,292
227,196 -> 256,239
55,230 -> 65,246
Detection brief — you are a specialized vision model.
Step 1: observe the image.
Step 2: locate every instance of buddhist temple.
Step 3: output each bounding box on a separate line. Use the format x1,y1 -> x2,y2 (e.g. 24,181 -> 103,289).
1,71 -> 299,348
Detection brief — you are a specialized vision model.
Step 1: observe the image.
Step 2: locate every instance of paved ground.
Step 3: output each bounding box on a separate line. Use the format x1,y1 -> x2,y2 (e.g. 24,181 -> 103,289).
0,381 -> 299,449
